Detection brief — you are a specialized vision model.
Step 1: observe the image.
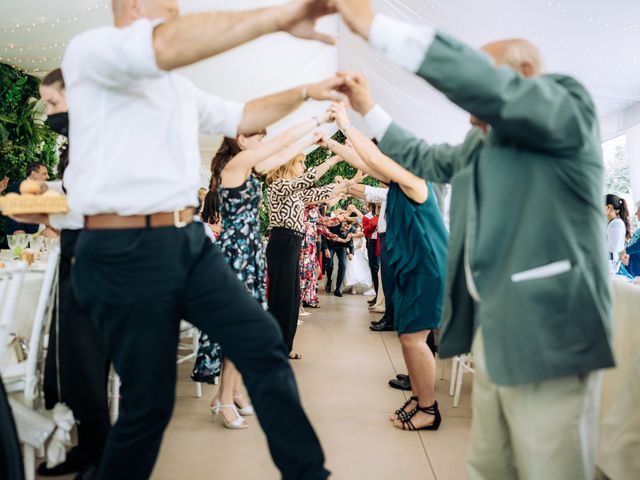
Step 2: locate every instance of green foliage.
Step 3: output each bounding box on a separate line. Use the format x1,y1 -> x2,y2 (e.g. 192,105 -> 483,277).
0,63 -> 60,231
259,130 -> 379,236
605,144 -> 631,195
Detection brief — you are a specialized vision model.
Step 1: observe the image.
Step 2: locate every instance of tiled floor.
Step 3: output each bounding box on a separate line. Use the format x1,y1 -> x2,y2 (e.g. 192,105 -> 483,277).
37,290 -> 473,480
155,291 -> 472,480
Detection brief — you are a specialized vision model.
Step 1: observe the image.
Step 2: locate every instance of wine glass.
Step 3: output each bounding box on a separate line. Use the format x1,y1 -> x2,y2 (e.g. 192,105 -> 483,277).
7,235 -> 19,258
15,233 -> 29,255
30,235 -> 45,254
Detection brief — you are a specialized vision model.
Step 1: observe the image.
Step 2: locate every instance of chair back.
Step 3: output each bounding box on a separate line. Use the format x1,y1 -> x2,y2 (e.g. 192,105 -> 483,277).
0,263 -> 27,360
23,248 -> 60,408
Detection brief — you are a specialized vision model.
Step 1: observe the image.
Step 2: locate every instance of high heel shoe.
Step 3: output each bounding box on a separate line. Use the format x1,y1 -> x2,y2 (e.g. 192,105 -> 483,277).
210,399 -> 248,429
233,394 -> 255,416
396,401 -> 441,431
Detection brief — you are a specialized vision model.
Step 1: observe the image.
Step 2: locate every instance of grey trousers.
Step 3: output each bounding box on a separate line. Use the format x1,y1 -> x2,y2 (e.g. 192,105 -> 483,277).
468,329 -> 602,480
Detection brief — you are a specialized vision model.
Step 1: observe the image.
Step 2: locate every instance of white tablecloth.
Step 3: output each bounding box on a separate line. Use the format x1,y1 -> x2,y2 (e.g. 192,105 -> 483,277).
597,278 -> 640,480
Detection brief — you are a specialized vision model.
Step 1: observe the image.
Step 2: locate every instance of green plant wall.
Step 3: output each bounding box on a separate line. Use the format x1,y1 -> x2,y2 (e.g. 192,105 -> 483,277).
1,63 -> 60,231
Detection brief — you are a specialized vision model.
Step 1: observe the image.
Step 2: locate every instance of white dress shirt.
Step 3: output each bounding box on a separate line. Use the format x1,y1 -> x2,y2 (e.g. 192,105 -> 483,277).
607,218 -> 626,275
50,18 -> 244,228
364,186 -> 388,234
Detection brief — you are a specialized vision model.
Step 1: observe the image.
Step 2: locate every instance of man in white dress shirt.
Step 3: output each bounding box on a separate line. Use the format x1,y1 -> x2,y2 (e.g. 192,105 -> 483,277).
17,1 -> 347,478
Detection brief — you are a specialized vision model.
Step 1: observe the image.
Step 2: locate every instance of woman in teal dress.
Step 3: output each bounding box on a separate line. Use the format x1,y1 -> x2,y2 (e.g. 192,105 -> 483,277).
192,113 -> 330,429
323,103 -> 448,432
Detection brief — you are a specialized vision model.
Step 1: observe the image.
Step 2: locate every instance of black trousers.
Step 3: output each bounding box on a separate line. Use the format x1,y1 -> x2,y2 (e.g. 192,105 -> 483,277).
43,229 -> 110,465
266,228 -> 303,353
324,245 -> 347,291
379,233 -> 395,322
72,223 -> 327,480
366,238 -> 379,295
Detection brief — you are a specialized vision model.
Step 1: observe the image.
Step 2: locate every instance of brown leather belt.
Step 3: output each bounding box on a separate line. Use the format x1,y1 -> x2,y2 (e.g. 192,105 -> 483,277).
84,208 -> 194,230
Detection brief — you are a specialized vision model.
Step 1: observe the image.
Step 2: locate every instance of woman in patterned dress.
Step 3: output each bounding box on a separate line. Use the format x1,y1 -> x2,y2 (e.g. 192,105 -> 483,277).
300,205 -> 321,308
191,114 -> 331,429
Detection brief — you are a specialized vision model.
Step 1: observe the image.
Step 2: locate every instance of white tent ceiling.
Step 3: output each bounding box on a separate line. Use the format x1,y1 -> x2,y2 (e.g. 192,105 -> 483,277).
2,0 -> 640,183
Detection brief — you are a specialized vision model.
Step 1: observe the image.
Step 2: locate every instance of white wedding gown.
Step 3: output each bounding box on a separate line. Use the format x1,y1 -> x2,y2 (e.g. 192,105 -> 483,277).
343,237 -> 373,292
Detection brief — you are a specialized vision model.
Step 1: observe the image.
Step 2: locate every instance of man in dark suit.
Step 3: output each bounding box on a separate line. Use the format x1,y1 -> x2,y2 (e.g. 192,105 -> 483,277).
4,162 -> 49,235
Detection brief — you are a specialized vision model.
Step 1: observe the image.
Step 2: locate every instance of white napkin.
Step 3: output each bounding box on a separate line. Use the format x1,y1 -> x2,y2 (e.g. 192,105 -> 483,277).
46,403 -> 75,468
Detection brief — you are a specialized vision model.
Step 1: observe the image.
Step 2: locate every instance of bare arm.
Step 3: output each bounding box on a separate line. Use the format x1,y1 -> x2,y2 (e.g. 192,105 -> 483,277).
238,78 -> 344,135
329,103 -> 428,203
153,1 -> 337,70
323,138 -> 389,182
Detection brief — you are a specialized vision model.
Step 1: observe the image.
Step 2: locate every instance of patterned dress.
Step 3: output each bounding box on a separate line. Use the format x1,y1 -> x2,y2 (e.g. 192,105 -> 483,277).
191,174 -> 267,384
299,206 -> 320,305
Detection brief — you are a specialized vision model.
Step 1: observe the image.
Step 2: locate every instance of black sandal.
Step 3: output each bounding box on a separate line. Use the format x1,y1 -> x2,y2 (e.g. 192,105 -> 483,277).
397,401 -> 441,431
392,396 -> 418,420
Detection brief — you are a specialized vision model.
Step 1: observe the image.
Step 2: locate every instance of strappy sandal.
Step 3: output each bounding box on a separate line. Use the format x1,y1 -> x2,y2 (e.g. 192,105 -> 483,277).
389,396 -> 418,421
396,401 -> 442,431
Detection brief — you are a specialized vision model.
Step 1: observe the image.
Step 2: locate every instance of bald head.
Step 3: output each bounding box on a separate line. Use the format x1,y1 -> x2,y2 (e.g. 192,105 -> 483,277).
111,0 -> 179,26
482,39 -> 544,77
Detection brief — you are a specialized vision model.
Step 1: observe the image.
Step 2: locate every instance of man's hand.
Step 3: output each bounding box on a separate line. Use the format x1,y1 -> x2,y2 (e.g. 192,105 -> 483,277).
307,76 -> 348,103
337,72 -> 375,115
334,0 -> 375,40
0,176 -> 9,193
278,0 -> 337,45
328,102 -> 351,130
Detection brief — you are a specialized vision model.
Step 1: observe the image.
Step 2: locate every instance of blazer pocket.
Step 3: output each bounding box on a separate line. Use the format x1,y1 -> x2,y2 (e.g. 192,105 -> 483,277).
511,259 -> 572,283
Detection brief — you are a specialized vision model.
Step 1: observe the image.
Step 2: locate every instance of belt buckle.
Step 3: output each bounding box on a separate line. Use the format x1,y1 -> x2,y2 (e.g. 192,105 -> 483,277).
173,209 -> 187,228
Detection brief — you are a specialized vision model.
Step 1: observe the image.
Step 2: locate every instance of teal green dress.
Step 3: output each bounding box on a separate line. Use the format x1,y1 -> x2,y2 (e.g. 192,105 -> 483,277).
386,182 -> 448,334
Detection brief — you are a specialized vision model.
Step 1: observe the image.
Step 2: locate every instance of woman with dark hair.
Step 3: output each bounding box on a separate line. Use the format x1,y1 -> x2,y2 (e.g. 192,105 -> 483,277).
191,114 -> 331,429
605,193 -> 631,276
323,102 -> 447,432
36,68 -> 110,478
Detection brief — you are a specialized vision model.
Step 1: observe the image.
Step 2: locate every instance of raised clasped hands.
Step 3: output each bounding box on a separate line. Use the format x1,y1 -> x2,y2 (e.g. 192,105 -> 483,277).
327,102 -> 350,130
278,0 -> 338,45
307,76 -> 349,103
336,71 -> 374,115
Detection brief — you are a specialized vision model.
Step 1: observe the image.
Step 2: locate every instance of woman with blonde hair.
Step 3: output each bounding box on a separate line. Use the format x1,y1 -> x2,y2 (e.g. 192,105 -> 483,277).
266,152 -> 346,359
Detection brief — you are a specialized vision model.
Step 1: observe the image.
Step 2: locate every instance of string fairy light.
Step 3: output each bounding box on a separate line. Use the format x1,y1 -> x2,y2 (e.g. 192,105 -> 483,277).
0,1 -> 110,33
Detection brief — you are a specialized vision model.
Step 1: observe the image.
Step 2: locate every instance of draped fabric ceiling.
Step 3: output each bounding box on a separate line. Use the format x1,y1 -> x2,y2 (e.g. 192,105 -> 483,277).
1,0 -> 639,193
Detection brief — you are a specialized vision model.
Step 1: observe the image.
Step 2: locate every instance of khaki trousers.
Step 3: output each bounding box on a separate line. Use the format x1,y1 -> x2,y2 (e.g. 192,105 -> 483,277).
468,330 -> 602,480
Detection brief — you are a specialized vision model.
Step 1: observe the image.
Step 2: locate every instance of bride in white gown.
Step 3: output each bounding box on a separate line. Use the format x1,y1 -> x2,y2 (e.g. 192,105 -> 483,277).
343,225 -> 374,294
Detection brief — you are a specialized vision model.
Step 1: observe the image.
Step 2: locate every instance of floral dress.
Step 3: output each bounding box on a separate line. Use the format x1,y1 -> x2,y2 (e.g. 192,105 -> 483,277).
299,206 -> 320,306
191,174 -> 267,384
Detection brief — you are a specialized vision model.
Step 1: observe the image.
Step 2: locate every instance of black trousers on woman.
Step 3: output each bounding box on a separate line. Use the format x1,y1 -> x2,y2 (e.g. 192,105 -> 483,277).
266,228 -> 304,353
366,238 -> 379,294
72,223 -> 326,480
43,229 -> 111,471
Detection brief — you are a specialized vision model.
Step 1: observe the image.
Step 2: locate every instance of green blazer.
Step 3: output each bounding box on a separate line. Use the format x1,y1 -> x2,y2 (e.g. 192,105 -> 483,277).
378,33 -> 615,385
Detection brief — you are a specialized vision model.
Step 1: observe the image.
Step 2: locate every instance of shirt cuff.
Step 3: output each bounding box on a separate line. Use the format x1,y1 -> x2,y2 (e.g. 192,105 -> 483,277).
364,104 -> 393,141
49,210 -> 85,230
226,101 -> 246,138
369,14 -> 436,73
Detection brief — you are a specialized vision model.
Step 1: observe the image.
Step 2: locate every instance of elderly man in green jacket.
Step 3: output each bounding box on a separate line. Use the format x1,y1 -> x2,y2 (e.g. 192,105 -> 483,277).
334,1 -> 615,479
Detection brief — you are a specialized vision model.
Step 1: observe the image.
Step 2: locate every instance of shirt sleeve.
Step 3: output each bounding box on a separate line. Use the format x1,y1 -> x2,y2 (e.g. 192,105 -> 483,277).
62,19 -> 163,89
271,169 -> 318,196
298,185 -> 335,204
364,186 -> 388,203
364,104 -> 393,141
369,14 -> 436,73
192,86 -> 246,137
49,210 -> 85,230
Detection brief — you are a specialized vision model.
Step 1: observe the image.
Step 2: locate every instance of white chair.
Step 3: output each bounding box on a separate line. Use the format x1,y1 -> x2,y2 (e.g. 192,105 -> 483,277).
177,321 -> 203,398
2,249 -> 60,480
0,262 -> 27,360
108,321 -> 204,424
449,353 -> 475,407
